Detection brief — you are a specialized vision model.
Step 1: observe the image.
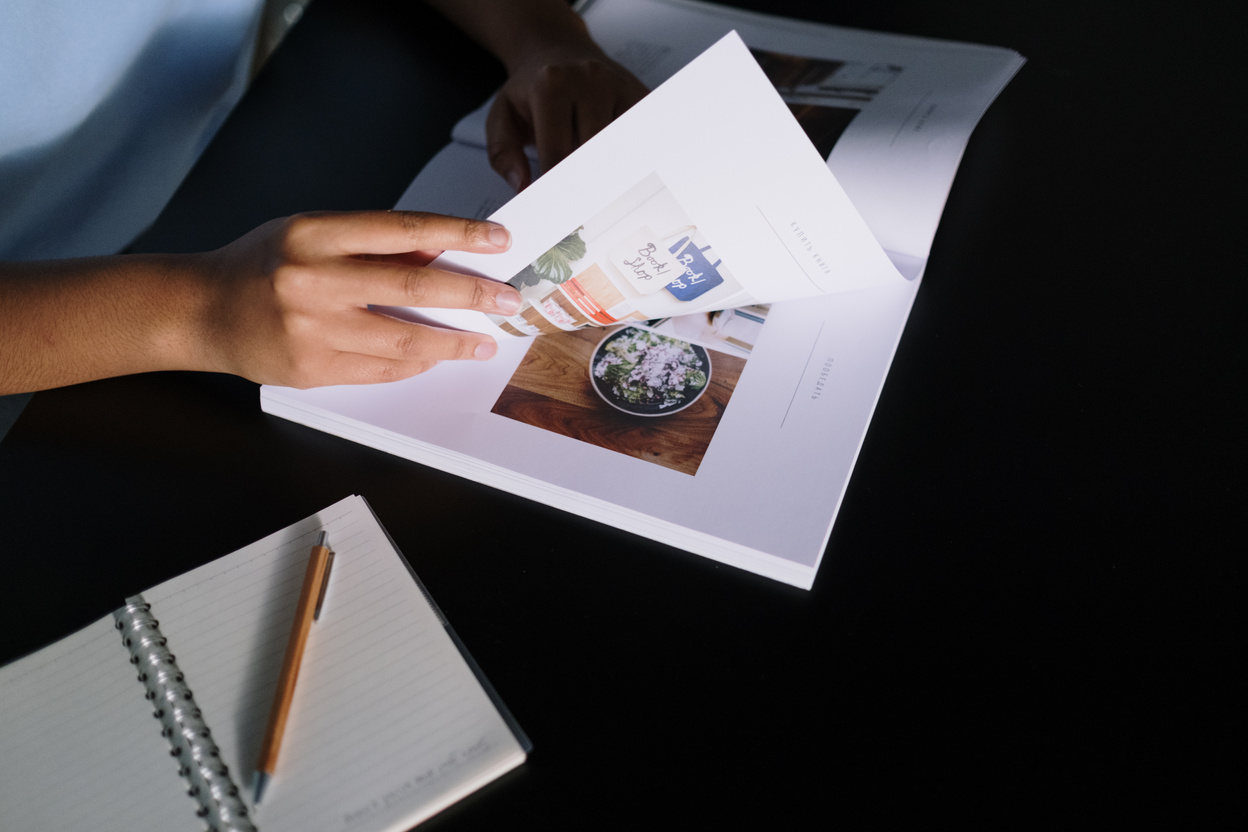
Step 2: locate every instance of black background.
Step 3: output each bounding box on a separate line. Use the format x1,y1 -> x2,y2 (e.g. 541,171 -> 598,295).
1,1 -> 1240,826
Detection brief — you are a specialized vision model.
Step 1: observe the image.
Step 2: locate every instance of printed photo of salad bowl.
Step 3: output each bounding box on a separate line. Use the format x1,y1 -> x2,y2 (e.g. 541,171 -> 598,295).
589,326 -> 711,417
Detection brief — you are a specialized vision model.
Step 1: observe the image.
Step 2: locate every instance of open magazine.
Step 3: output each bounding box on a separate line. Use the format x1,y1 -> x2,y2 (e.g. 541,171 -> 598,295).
262,0 -> 1023,589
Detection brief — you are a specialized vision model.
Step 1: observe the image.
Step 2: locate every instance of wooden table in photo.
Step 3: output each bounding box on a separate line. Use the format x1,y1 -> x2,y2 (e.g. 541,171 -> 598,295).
492,326 -> 746,476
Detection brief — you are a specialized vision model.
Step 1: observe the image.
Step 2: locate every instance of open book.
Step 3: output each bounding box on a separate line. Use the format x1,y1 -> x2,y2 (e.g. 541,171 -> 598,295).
0,497 -> 529,831
261,0 -> 1024,589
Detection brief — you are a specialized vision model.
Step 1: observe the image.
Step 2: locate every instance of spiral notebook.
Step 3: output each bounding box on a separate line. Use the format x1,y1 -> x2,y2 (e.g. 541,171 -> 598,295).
0,496 -> 529,832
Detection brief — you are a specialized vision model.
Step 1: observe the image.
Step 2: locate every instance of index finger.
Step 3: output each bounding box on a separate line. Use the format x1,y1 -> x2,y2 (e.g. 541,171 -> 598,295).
289,211 -> 512,258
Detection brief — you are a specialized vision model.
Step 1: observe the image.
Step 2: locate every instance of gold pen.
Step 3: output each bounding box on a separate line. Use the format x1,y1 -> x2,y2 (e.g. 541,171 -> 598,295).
253,531 -> 334,806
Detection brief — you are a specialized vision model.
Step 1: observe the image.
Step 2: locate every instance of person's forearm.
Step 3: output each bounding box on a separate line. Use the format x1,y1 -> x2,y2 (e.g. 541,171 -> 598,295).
0,254 -> 214,394
423,0 -> 593,72
1,212 -> 522,396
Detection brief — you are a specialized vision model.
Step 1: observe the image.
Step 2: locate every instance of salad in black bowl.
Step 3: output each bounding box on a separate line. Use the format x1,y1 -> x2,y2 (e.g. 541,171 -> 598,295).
590,327 -> 710,416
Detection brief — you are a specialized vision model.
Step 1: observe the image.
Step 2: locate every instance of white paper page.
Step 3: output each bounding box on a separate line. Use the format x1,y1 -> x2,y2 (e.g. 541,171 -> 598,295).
581,0 -> 1023,261
263,278 -> 920,588
140,496 -> 524,832
420,32 -> 903,338
0,617 -> 199,831
447,0 -> 1022,264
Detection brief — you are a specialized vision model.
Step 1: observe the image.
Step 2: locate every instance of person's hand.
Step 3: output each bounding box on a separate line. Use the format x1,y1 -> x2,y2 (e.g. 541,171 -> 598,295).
485,41 -> 648,192
199,210 -> 523,388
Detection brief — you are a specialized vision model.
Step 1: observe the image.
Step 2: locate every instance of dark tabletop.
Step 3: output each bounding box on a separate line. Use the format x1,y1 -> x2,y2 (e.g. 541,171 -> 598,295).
1,1 -> 1239,825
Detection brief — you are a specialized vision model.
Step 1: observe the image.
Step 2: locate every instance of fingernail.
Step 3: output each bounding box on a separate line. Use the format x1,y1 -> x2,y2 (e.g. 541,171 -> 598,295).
488,224 -> 511,248
506,169 -> 524,193
494,287 -> 522,315
474,340 -> 498,360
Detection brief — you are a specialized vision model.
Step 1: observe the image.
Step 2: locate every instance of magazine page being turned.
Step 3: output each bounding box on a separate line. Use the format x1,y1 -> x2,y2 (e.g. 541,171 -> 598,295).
400,32 -> 902,341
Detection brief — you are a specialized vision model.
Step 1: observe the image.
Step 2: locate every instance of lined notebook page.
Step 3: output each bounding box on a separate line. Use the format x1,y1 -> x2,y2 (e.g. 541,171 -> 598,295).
142,495 -> 525,832
0,617 -> 198,830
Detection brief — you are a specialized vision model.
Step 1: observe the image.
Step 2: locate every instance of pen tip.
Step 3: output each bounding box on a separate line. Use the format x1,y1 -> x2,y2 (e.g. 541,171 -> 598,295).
315,530 -> 328,547
253,771 -> 269,807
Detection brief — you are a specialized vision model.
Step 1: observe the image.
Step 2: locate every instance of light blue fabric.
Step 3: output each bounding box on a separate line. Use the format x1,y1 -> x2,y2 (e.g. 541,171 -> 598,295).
0,0 -> 264,260
2,1 -> 265,443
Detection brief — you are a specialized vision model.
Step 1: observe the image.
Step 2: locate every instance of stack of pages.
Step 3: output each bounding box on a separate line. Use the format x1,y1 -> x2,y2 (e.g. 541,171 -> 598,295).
262,0 -> 1024,589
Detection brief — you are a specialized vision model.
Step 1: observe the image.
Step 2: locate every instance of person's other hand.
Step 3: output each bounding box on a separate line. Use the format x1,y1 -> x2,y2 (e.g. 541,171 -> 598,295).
485,41 -> 647,192
201,210 -> 522,388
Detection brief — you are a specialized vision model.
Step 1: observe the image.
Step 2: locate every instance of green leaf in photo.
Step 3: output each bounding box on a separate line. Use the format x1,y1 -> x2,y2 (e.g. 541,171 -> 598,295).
508,227 -> 587,288
532,228 -> 587,285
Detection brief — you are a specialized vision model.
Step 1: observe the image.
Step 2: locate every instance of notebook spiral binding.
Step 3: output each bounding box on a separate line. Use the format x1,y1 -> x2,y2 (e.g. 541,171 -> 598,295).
114,595 -> 258,832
